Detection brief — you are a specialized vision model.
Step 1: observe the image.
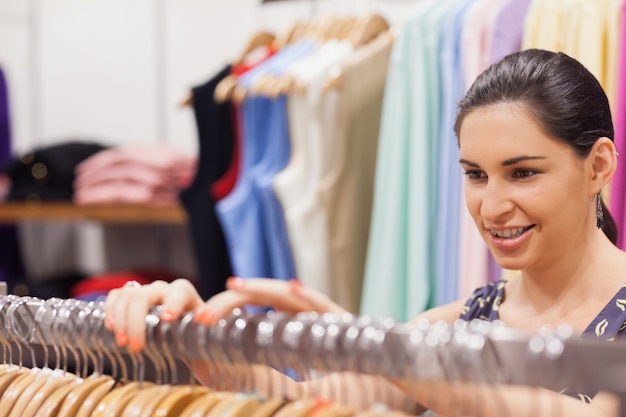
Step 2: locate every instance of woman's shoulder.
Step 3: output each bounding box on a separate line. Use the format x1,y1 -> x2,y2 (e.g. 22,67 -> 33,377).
408,299 -> 468,324
409,280 -> 507,325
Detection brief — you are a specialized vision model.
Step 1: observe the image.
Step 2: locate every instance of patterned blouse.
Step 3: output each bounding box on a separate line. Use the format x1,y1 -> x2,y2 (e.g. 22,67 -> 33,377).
459,280 -> 626,402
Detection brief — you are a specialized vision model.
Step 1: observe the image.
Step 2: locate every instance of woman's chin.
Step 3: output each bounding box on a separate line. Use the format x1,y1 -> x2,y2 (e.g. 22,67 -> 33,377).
491,255 -> 526,272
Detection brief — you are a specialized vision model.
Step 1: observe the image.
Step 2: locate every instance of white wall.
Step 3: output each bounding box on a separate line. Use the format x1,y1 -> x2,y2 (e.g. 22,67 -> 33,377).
0,0 -> 417,283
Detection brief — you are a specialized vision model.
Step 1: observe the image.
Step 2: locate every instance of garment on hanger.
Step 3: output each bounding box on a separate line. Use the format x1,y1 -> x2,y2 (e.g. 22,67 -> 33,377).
435,0 -> 474,307
211,45 -> 279,201
215,40 -> 318,280
179,65 -> 234,299
313,33 -> 393,313
362,0 -> 443,321
273,39 -> 355,296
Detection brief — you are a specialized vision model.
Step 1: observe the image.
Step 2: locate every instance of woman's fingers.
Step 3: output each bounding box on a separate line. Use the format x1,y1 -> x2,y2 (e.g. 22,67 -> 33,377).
103,277 -> 348,352
103,278 -> 204,352
219,277 -> 349,315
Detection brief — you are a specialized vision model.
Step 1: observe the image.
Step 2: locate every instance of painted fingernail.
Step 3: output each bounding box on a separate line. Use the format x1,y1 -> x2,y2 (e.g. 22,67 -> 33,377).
289,278 -> 302,292
161,308 -> 179,322
192,311 -> 205,323
104,315 -> 115,330
201,311 -> 217,326
226,276 -> 245,290
116,330 -> 128,347
129,337 -> 143,353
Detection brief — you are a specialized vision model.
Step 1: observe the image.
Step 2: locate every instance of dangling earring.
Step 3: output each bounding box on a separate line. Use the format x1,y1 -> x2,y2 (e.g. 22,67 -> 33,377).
596,193 -> 604,229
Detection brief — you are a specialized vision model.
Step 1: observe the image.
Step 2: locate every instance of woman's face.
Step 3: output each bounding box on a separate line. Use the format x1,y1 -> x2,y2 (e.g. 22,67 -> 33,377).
459,103 -> 592,272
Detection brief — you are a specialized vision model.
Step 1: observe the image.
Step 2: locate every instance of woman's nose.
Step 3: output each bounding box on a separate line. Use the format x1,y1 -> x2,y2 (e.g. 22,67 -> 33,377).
480,180 -> 515,221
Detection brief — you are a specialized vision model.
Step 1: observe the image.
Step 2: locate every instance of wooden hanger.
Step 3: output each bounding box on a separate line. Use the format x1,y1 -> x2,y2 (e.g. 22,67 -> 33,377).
234,31 -> 276,66
182,31 -> 276,107
337,17 -> 358,41
272,398 -> 319,417
56,374 -> 113,417
0,368 -> 43,417
178,391 -> 231,417
74,377 -> 118,417
347,13 -> 390,47
90,381 -> 145,417
249,398 -> 287,417
324,28 -> 394,92
149,385 -> 208,417
7,370 -> 51,417
33,378 -> 83,417
214,75 -> 239,104
274,21 -> 309,50
0,369 -> 24,399
227,395 -> 264,417
124,384 -> 171,417
303,15 -> 338,42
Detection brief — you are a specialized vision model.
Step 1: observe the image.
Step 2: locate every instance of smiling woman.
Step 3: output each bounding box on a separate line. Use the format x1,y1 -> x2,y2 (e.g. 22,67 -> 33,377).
102,49 -> 626,417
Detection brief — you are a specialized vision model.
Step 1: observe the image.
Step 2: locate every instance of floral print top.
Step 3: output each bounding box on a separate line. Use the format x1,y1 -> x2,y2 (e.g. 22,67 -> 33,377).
459,280 -> 626,402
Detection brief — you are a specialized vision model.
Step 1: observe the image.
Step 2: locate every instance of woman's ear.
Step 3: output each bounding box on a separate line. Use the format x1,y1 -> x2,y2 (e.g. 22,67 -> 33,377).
589,137 -> 617,194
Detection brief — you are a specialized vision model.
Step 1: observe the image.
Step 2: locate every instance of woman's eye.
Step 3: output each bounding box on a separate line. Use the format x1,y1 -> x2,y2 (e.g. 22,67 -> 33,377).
464,170 -> 486,180
513,169 -> 538,179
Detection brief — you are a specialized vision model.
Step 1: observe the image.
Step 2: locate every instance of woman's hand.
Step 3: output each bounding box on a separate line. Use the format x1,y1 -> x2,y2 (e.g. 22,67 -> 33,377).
103,278 -> 203,352
103,277 -> 348,352
194,277 -> 349,325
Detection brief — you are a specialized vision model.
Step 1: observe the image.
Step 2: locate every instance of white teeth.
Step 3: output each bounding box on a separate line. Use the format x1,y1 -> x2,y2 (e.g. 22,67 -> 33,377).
490,227 -> 526,239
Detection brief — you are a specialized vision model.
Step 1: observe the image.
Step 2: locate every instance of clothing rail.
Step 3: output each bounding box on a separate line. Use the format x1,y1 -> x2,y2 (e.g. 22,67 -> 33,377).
2,294 -> 626,416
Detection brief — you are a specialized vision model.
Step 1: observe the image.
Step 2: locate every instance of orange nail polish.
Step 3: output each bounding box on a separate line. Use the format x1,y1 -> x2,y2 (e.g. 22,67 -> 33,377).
192,311 -> 206,323
161,308 -> 179,322
104,315 -> 115,330
129,337 -> 143,353
289,278 -> 302,292
226,276 -> 244,290
116,330 -> 128,347
202,311 -> 217,326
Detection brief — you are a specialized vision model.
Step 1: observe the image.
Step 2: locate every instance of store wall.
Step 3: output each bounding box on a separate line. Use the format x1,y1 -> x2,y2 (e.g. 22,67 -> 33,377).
0,0 -> 415,285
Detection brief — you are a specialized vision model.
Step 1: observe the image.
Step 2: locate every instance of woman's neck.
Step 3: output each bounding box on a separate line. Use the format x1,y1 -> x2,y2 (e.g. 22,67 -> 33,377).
503,231 -> 625,331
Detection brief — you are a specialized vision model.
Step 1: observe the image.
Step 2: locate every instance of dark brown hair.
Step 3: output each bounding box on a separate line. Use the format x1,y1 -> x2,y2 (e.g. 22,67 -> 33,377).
454,49 -> 617,244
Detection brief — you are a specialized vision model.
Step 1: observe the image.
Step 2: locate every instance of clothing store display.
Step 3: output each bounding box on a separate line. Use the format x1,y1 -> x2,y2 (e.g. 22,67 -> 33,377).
179,65 -> 235,300
434,0 -> 473,308
73,146 -> 195,206
490,0 -> 532,64
274,40 -> 355,295
210,45 -> 278,201
317,33 -> 392,313
216,41 -> 317,280
362,0 -> 443,321
2,142 -> 107,201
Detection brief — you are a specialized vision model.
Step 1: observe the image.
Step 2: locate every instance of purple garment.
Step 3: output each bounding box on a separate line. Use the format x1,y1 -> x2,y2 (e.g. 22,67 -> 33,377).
489,0 -> 532,65
0,68 -> 9,164
0,67 -> 25,286
611,3 -> 626,249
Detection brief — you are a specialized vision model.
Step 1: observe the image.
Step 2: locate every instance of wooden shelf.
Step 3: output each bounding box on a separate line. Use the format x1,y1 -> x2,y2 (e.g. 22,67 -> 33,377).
0,202 -> 187,224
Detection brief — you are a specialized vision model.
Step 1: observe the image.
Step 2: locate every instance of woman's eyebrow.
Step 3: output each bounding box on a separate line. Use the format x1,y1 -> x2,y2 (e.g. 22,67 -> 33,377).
459,155 -> 546,167
501,155 -> 546,166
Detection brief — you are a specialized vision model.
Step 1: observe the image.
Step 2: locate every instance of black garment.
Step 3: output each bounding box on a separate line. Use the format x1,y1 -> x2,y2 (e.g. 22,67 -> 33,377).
2,141 -> 107,201
179,66 -> 234,299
